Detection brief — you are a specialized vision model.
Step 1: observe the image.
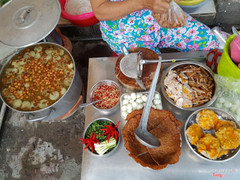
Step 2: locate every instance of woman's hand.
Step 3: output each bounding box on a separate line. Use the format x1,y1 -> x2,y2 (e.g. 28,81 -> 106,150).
141,0 -> 172,14
90,0 -> 173,21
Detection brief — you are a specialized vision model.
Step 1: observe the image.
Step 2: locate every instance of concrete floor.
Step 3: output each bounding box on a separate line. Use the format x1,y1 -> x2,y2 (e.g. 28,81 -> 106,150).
0,40 -> 113,180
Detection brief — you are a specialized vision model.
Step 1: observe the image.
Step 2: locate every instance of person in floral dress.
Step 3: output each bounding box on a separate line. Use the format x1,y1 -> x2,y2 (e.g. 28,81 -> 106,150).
90,0 -> 219,55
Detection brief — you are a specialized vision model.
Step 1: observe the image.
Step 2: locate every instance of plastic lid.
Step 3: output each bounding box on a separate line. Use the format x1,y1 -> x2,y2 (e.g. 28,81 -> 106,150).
0,0 -> 61,48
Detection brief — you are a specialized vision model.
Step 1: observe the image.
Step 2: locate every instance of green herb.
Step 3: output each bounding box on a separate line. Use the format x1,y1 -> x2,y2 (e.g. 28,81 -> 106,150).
0,0 -> 9,6
85,119 -> 112,142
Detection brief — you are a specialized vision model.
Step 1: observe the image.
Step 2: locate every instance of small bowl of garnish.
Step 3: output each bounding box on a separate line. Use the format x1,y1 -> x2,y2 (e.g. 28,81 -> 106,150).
80,118 -> 121,156
89,80 -> 121,114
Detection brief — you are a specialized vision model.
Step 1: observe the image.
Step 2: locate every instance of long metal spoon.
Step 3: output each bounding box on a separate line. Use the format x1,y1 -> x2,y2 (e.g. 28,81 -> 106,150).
134,56 -> 162,148
79,99 -> 104,108
120,52 -> 206,79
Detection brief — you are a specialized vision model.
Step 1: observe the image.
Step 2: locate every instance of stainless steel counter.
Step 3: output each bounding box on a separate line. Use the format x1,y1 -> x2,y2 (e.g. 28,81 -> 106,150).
81,57 -> 240,180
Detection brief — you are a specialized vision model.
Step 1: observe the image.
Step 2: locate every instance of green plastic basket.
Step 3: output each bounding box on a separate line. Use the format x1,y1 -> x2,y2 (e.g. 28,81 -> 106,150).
217,32 -> 240,79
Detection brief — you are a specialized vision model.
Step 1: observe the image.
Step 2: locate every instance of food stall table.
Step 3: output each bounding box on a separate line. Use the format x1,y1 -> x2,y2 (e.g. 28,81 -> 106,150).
81,57 -> 240,180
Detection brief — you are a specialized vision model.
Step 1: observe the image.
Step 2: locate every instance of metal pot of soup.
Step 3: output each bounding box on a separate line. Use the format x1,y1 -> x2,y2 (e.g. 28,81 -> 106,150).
0,42 -> 82,121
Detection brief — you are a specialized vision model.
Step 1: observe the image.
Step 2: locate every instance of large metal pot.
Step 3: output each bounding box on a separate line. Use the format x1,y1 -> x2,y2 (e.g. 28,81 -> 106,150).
0,42 -> 82,121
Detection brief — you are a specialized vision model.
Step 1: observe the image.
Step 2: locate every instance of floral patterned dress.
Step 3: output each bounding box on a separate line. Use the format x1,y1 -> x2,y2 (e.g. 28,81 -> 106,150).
100,0 -> 219,55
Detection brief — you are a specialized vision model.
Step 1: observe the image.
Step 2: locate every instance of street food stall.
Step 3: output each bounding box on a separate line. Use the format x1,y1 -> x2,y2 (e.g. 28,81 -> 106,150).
81,49 -> 240,179
1,0 -> 240,179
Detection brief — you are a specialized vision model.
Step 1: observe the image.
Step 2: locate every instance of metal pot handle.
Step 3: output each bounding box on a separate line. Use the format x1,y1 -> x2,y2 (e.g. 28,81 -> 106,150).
27,107 -> 55,122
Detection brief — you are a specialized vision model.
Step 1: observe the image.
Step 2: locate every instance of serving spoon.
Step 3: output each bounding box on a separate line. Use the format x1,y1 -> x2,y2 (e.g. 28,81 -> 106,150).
134,57 -> 162,148
79,99 -> 104,108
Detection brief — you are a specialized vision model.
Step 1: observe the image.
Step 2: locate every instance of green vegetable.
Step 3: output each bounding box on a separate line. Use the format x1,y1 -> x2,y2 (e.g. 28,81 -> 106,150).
94,137 -> 117,156
85,119 -> 112,142
0,0 -> 9,6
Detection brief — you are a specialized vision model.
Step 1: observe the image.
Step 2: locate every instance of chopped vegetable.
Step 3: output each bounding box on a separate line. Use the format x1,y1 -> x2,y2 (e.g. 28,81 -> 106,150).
92,84 -> 120,109
85,120 -> 111,142
80,119 -> 121,155
94,137 -> 117,156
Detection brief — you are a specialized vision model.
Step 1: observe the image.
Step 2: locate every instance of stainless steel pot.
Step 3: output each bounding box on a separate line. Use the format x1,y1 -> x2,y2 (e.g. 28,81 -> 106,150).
0,42 -> 82,121
160,61 -> 218,121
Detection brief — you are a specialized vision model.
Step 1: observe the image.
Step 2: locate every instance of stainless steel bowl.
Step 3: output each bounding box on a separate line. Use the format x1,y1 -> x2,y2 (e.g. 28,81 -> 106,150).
184,107 -> 240,162
89,80 -> 121,114
160,61 -> 218,120
83,117 -> 120,157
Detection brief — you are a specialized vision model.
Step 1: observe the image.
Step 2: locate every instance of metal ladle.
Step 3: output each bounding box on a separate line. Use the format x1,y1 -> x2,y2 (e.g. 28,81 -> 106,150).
134,57 -> 162,148
79,99 -> 104,108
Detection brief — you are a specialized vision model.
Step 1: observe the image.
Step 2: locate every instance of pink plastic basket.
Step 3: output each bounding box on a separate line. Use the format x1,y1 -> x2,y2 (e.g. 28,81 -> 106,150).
59,0 -> 99,27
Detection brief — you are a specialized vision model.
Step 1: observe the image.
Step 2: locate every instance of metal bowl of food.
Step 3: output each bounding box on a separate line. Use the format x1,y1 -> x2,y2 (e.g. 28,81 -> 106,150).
0,42 -> 82,121
89,80 -> 121,114
82,117 -> 121,157
184,107 -> 240,162
160,61 -> 217,120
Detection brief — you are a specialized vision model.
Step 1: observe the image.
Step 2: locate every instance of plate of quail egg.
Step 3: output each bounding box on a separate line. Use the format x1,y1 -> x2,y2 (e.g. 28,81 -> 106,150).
120,91 -> 162,119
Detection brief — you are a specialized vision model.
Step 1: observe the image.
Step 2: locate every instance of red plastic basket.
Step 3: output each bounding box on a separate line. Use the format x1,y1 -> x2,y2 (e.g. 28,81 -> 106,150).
59,0 -> 99,27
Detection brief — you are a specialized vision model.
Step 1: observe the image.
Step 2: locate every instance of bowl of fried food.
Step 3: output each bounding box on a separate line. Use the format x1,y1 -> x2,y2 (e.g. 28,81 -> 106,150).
160,61 -> 217,120
185,107 -> 240,162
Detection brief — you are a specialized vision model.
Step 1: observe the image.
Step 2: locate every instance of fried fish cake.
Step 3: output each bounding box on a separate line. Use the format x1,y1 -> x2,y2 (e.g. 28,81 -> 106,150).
217,149 -> 230,158
196,109 -> 218,130
122,108 -> 182,170
216,126 -> 240,149
197,134 -> 221,160
215,119 -> 237,131
186,123 -> 204,146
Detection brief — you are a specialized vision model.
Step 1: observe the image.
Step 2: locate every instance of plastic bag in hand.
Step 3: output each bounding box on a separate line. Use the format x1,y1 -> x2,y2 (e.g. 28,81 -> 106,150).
153,0 -> 186,28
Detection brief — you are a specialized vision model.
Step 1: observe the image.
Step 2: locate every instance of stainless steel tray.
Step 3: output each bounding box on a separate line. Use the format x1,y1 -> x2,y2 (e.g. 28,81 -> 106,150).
81,57 -> 240,180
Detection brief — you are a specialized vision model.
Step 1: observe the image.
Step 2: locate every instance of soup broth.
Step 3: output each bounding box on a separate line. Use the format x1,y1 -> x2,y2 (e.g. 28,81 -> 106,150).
0,44 -> 74,111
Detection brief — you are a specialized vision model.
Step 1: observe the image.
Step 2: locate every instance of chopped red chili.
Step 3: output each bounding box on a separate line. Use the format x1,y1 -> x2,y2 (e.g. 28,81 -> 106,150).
92,84 -> 120,109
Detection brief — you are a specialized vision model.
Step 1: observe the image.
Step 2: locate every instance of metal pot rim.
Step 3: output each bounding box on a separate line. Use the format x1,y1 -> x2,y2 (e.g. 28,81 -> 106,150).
0,42 -> 76,113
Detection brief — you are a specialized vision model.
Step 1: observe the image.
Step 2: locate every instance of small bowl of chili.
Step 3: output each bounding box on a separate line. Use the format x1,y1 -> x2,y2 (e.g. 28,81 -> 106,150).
89,80 -> 121,114
80,118 -> 121,157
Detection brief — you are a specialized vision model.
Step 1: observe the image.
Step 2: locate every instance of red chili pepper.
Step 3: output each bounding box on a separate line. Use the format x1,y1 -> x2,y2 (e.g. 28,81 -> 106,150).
79,132 -> 100,152
100,121 -> 121,142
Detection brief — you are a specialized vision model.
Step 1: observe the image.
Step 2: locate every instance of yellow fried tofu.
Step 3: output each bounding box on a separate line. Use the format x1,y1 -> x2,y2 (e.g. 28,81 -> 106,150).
197,134 -> 221,160
186,123 -> 204,146
216,126 -> 240,149
215,119 -> 237,131
196,109 -> 218,130
217,148 -> 230,158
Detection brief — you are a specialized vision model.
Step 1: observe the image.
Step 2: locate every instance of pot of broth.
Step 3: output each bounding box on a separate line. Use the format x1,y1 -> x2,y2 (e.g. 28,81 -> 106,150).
0,42 -> 82,121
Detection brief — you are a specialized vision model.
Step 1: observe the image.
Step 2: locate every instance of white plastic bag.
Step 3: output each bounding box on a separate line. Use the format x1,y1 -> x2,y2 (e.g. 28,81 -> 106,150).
212,74 -> 240,122
153,1 -> 186,28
